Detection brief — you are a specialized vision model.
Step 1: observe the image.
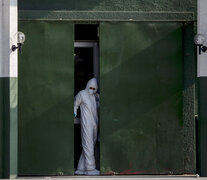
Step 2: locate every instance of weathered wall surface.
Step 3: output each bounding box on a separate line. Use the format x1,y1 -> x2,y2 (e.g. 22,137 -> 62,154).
18,0 -> 196,21
197,0 -> 207,177
17,0 -> 197,176
18,0 -> 196,12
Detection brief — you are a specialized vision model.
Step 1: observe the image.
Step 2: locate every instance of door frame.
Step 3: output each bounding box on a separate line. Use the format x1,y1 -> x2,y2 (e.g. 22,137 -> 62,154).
74,42 -> 99,81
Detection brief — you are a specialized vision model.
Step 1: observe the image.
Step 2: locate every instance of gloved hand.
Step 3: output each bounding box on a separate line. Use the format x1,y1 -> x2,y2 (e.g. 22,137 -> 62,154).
74,112 -> 77,117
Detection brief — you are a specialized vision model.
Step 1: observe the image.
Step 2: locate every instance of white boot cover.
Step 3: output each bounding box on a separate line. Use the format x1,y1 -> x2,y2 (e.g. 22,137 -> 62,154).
75,169 -> 86,175
86,169 -> 100,176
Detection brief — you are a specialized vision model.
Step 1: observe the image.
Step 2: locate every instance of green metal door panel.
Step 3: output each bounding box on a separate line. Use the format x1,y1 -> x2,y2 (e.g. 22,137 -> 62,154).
18,21 -> 74,175
100,22 -> 183,174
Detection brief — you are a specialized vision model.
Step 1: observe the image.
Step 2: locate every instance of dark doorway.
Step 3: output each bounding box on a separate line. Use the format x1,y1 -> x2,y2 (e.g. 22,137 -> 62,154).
74,24 -> 100,172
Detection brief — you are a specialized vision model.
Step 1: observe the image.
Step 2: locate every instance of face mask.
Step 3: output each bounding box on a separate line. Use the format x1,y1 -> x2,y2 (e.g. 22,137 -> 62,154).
88,89 -> 94,95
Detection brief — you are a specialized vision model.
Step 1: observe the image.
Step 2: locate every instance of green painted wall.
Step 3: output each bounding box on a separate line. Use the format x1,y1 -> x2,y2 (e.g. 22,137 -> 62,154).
199,77 -> 207,176
18,21 -> 74,175
0,77 -> 18,178
0,79 -> 4,178
183,23 -> 196,174
18,0 -> 196,12
16,0 -> 197,176
0,79 -> 2,177
99,22 -> 194,174
18,0 -> 196,21
0,78 -> 10,178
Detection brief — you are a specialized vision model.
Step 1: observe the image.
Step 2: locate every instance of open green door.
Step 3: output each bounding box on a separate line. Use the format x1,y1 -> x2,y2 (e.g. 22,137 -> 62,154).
100,22 -> 184,174
18,21 -> 74,175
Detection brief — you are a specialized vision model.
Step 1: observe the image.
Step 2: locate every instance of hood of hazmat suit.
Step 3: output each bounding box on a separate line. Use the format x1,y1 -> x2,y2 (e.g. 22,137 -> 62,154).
74,78 -> 100,175
86,78 -> 98,95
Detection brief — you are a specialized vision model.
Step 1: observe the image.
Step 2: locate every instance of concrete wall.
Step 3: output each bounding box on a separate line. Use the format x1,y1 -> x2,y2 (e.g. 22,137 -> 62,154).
18,0 -> 196,21
197,0 -> 207,177
0,0 -> 18,178
18,0 -> 196,11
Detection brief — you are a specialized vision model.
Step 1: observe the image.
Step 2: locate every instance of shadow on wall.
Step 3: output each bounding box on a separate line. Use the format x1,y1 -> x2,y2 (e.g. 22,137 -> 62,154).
100,22 -> 184,174
18,0 -> 196,12
18,0 -> 101,11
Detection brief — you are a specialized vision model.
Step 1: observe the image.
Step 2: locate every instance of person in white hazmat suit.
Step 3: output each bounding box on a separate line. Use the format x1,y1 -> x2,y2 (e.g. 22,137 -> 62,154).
74,78 -> 100,176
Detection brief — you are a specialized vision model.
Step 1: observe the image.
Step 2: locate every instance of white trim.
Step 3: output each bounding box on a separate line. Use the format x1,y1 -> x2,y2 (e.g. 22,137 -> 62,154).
197,0 -> 207,77
10,0 -> 18,77
0,0 -> 18,78
0,0 -> 10,77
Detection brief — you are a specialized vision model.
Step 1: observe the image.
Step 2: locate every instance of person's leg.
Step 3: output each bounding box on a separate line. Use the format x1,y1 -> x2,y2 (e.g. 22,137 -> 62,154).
85,126 -> 100,176
81,124 -> 96,171
76,152 -> 86,174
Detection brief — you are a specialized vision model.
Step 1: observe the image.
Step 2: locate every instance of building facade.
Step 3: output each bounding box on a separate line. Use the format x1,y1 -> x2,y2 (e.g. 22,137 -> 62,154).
1,0 -> 207,178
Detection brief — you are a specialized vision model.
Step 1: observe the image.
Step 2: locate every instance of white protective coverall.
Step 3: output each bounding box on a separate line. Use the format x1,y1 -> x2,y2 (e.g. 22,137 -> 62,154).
74,78 -> 99,175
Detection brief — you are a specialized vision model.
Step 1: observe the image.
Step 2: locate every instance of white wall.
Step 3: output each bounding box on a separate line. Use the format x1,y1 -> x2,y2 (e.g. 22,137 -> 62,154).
0,0 -> 17,78
198,0 -> 207,77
